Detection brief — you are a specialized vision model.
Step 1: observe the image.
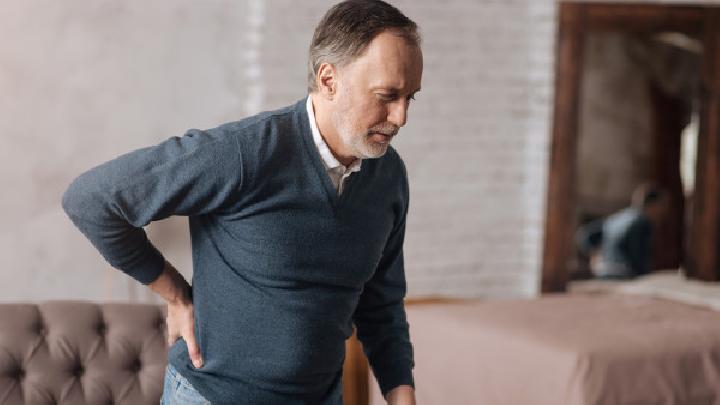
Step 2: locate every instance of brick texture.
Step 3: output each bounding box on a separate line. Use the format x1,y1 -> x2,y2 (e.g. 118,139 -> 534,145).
6,0 -> 717,301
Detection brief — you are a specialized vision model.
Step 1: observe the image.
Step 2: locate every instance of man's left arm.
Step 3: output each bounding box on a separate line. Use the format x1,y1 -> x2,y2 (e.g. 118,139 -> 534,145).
627,218 -> 653,277
352,163 -> 415,405
384,385 -> 416,404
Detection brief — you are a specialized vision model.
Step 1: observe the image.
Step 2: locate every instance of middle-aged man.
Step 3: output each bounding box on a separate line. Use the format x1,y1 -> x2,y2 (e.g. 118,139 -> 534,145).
62,0 -> 422,404
576,184 -> 667,280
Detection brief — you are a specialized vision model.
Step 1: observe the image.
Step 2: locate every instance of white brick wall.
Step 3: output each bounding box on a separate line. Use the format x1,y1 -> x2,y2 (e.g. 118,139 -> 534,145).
393,0 -> 555,298
8,0 -> 715,302
0,0 -> 557,301
202,0 -> 559,299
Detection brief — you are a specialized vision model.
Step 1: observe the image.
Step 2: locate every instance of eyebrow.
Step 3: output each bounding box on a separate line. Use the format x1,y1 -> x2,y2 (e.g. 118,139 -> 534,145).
372,86 -> 422,94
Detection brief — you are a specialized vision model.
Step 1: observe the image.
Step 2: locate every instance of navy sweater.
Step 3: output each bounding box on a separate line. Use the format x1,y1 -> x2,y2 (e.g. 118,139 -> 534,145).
62,98 -> 414,404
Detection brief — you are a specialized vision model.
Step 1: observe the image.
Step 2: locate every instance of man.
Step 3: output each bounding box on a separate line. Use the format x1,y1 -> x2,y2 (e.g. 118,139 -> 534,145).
576,184 -> 666,279
61,0 -> 422,404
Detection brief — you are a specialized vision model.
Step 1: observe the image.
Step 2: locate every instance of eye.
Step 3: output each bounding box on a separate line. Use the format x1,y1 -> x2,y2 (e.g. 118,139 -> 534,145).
376,93 -> 396,102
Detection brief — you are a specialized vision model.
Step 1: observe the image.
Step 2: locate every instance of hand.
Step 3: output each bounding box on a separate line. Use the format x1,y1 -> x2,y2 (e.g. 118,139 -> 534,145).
166,299 -> 204,369
385,385 -> 416,405
149,260 -> 203,368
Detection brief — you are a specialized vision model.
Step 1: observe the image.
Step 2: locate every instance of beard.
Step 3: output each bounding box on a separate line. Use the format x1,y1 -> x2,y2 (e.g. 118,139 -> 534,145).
331,96 -> 399,160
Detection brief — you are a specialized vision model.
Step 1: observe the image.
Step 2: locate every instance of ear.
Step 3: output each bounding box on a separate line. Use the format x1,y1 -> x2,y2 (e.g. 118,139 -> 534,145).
317,62 -> 337,100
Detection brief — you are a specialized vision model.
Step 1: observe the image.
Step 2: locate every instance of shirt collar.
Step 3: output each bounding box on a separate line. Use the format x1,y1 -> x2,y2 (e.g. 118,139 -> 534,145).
306,95 -> 362,173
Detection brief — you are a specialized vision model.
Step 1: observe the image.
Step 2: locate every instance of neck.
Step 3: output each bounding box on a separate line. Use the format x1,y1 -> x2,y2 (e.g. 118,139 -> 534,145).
310,94 -> 358,167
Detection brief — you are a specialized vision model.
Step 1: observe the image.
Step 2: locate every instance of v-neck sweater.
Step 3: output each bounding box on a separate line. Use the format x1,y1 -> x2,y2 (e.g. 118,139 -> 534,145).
61,97 -> 414,404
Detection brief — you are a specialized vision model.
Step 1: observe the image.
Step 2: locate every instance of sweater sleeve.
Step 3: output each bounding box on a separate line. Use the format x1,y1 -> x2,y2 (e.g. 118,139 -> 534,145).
625,217 -> 653,277
61,127 -> 243,285
352,159 -> 414,397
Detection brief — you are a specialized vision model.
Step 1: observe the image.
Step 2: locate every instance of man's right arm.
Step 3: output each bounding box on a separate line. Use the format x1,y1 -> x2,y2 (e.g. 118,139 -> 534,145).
61,127 -> 244,368
61,127 -> 243,284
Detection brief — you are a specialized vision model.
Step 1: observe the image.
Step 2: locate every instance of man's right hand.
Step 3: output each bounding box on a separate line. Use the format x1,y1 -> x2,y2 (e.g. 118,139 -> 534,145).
166,299 -> 204,368
149,260 -> 204,369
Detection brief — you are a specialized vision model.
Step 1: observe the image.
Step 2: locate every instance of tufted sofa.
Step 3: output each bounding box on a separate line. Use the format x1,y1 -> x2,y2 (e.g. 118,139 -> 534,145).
0,301 -> 370,405
0,302 -> 168,405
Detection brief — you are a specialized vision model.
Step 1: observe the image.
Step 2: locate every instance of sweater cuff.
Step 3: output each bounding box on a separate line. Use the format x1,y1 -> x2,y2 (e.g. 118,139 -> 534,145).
377,364 -> 415,397
125,243 -> 166,285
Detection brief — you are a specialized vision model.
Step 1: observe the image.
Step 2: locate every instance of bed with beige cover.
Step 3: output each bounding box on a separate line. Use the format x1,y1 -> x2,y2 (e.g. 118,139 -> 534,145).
371,274 -> 720,405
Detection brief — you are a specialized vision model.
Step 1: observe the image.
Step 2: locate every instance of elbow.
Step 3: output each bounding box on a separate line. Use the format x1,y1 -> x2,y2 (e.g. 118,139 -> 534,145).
61,179 -> 79,217
61,175 -> 93,220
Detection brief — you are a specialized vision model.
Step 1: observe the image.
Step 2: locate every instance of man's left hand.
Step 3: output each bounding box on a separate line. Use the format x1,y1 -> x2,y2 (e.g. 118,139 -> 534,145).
385,385 -> 416,405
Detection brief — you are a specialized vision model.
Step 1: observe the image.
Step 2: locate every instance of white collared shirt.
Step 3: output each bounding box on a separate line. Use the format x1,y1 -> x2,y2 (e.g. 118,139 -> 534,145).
306,95 -> 362,195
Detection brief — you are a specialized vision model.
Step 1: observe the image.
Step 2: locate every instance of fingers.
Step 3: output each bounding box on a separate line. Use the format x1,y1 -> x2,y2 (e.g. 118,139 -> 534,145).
165,302 -> 203,368
166,331 -> 179,347
184,328 -> 204,369
166,316 -> 179,347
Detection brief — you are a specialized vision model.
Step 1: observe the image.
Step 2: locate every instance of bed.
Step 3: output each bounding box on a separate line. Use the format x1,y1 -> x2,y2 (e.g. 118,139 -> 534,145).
370,277 -> 720,404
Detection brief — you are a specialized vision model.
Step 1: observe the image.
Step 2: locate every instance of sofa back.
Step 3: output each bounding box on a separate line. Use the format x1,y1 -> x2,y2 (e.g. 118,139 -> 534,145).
0,301 -> 167,405
0,301 -> 370,405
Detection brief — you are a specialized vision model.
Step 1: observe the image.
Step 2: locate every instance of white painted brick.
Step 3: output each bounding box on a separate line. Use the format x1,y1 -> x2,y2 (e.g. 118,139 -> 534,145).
2,0 -> 569,300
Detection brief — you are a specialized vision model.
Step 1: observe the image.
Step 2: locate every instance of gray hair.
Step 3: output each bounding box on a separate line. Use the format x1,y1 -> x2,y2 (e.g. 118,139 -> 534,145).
307,0 -> 421,93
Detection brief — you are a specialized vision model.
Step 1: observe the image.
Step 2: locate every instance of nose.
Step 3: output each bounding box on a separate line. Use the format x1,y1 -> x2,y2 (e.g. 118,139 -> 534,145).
387,99 -> 408,128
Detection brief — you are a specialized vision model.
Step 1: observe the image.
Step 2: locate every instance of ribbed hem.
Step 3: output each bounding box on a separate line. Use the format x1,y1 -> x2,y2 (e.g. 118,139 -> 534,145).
127,244 -> 165,285
377,366 -> 415,396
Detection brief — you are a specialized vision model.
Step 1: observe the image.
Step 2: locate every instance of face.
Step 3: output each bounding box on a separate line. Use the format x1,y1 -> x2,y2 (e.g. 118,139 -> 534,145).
330,31 -> 423,159
645,198 -> 668,222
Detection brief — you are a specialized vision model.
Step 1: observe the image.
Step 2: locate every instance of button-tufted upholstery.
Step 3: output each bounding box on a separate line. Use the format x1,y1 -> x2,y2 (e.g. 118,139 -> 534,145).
0,302 -> 167,405
0,301 -> 371,405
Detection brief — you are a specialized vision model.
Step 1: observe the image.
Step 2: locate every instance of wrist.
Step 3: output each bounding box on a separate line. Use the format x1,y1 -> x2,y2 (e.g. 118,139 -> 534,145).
385,385 -> 415,405
149,260 -> 192,305
167,283 -> 192,306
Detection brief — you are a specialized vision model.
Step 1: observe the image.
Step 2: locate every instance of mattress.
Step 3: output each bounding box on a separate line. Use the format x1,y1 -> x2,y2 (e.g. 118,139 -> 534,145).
369,295 -> 720,405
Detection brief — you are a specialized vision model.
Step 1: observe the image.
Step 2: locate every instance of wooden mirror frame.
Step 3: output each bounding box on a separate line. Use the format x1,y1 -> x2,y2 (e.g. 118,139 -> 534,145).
541,2 -> 720,293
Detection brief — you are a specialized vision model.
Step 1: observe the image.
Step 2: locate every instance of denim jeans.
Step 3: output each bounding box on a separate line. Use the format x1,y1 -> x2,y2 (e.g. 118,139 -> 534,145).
161,364 -> 211,405
160,363 -> 345,404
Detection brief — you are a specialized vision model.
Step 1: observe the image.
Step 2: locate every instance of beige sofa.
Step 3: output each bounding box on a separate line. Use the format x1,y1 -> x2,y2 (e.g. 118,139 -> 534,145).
0,301 -> 370,405
0,302 -> 167,405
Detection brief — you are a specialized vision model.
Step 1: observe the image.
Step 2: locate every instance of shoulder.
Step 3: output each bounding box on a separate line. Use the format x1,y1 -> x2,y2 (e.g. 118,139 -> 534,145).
607,207 -> 636,224
623,208 -> 649,227
197,99 -> 305,185
221,104 -> 295,131
387,146 -> 409,196
365,145 -> 408,186
215,100 -> 302,141
386,145 -> 408,175
212,100 -> 304,159
364,145 -> 410,207
374,145 -> 408,176
609,208 -> 649,235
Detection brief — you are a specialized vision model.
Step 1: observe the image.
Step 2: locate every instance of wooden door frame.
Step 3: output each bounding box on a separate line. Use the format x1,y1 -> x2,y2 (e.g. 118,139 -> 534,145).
541,2 -> 720,293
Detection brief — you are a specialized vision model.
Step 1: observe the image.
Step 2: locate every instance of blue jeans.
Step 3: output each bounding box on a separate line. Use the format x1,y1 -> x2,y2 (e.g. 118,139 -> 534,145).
161,364 -> 211,404
160,363 -> 344,404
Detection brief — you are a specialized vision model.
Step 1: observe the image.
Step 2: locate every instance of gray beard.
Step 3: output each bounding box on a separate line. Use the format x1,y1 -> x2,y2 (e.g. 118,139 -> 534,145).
333,117 -> 389,159
346,132 -> 389,159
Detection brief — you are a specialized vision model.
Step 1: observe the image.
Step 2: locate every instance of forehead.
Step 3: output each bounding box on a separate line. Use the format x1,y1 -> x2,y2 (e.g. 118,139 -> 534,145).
346,31 -> 423,91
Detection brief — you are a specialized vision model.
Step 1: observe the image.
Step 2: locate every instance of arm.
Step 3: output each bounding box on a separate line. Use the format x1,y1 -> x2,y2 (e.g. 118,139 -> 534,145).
575,218 -> 604,256
61,127 -> 242,284
62,127 -> 243,368
624,219 -> 653,277
352,162 -> 415,402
